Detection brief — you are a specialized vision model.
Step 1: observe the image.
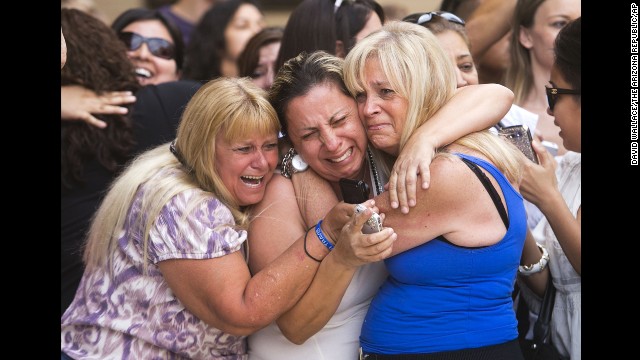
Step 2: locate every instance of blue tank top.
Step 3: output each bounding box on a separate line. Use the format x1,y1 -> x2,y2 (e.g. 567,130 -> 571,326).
360,153 -> 527,354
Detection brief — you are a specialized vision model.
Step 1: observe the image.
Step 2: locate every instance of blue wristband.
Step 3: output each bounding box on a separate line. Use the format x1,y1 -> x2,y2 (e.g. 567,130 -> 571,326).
315,220 -> 334,251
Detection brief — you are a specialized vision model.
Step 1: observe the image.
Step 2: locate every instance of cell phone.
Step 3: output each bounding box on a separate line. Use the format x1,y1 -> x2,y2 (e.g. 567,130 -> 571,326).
497,125 -> 538,164
339,178 -> 370,204
355,204 -> 383,234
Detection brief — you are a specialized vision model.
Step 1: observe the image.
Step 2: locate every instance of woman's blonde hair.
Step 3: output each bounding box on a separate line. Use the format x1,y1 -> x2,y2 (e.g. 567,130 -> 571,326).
344,21 -> 457,155
83,77 -> 280,273
344,21 -> 522,183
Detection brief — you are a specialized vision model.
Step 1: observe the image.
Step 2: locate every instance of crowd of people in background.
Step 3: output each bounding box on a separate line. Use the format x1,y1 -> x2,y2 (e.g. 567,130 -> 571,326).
61,0 -> 581,359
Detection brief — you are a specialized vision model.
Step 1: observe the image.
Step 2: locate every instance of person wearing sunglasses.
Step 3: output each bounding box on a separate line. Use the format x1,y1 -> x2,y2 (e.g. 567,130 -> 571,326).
517,17 -> 581,360
112,7 -> 185,86
60,8 -> 185,129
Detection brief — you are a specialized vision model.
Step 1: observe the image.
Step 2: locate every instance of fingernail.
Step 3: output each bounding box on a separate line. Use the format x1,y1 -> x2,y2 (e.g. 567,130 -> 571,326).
409,200 -> 416,207
401,206 -> 409,214
391,201 -> 398,208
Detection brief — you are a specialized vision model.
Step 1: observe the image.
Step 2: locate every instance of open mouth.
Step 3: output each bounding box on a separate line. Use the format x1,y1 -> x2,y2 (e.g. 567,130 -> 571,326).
135,67 -> 152,79
328,147 -> 353,163
241,175 -> 264,187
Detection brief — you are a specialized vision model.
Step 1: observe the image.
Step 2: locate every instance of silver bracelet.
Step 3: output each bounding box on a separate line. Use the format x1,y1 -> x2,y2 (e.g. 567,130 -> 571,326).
518,243 -> 549,276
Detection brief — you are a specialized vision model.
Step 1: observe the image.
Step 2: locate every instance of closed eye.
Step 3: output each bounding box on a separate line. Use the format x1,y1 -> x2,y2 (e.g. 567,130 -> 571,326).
331,114 -> 348,127
263,142 -> 278,151
301,129 -> 318,140
235,146 -> 253,153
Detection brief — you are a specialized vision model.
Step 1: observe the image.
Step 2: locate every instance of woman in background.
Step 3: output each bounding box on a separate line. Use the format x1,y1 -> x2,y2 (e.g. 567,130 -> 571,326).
112,7 -> 185,86
61,77 -> 373,359
275,0 -> 384,70
517,17 -> 581,360
182,0 -> 265,82
344,21 -> 527,359
238,26 -> 283,91
504,0 -> 580,156
61,8 -> 140,317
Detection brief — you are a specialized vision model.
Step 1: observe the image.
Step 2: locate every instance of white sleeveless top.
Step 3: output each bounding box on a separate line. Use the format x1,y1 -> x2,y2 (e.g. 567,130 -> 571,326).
249,150 -> 389,360
248,262 -> 388,360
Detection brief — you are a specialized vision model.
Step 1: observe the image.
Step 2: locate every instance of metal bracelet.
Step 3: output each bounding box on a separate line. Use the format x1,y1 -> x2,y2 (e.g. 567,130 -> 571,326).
518,243 -> 550,276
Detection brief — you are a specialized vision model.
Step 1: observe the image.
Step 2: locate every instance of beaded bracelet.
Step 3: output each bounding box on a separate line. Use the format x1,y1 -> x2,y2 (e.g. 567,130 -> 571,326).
303,226 -> 322,262
315,220 -> 334,251
518,243 -> 549,276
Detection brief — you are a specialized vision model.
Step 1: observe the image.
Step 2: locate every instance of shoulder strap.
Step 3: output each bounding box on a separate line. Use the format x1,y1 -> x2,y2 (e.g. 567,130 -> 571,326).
460,157 -> 509,229
533,277 -> 556,344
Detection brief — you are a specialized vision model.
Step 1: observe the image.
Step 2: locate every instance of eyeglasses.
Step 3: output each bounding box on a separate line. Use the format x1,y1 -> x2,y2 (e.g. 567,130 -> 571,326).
545,86 -> 580,111
415,11 -> 465,26
118,32 -> 176,60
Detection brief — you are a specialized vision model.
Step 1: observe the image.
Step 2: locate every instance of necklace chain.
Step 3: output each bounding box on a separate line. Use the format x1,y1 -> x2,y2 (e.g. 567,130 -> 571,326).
367,148 -> 383,196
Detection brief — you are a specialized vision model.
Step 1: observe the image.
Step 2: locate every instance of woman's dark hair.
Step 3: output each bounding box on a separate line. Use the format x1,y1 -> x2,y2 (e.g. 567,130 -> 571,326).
61,8 -> 140,191
269,50 -> 350,136
554,17 -> 580,92
335,0 -> 385,54
439,0 -> 480,20
238,26 -> 284,78
111,7 -> 185,71
182,0 -> 263,82
276,0 -> 385,71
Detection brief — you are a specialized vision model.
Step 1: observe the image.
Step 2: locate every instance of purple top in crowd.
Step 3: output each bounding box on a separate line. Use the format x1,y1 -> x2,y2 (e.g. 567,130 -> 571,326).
61,171 -> 248,359
158,5 -> 195,46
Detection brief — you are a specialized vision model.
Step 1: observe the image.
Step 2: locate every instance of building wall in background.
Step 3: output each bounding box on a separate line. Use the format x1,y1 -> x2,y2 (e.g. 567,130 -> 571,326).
92,0 -> 442,26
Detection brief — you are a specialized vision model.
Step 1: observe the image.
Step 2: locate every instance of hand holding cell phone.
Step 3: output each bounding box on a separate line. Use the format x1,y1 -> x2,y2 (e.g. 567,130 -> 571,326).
498,125 -> 538,164
354,203 -> 383,233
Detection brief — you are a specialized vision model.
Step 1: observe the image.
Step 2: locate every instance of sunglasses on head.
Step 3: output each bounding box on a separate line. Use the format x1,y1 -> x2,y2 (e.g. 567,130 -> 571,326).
415,11 -> 465,26
545,86 -> 580,111
118,32 -> 176,60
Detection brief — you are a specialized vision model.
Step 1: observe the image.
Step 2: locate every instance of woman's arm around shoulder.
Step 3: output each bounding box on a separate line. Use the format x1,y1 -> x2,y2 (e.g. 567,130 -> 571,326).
158,194 -> 328,336
248,174 -> 308,273
389,84 -> 514,213
276,205 -> 395,344
61,85 -> 136,128
379,154 -> 488,255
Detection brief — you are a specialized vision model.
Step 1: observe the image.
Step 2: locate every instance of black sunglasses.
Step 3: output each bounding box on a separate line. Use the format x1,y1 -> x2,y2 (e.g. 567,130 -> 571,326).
545,86 -> 580,111
415,11 -> 465,26
118,32 -> 176,60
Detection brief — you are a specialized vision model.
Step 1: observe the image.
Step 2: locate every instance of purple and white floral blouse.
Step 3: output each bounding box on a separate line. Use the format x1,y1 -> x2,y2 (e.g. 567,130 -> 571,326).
61,180 -> 248,360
